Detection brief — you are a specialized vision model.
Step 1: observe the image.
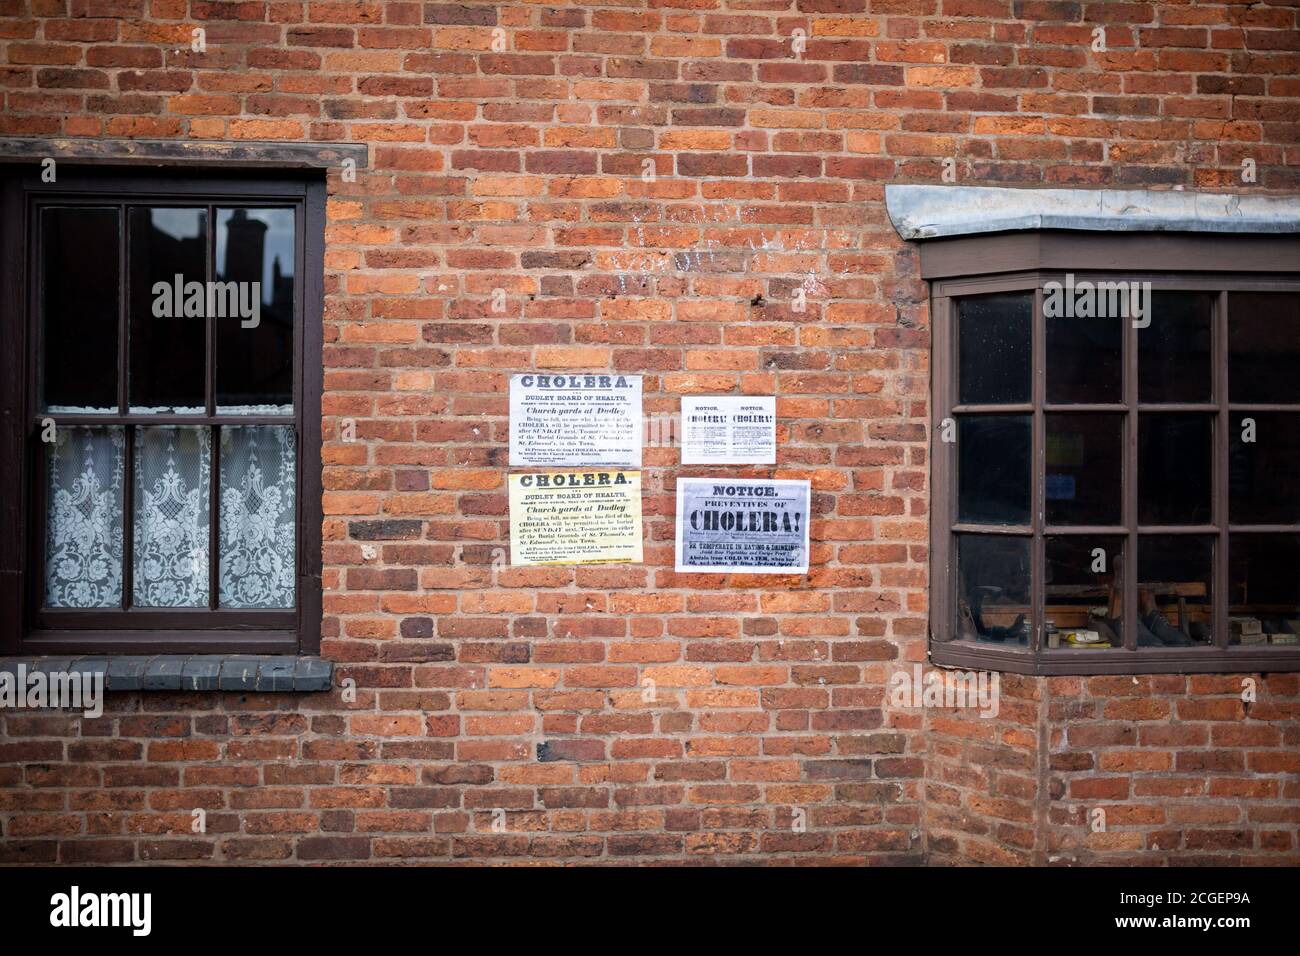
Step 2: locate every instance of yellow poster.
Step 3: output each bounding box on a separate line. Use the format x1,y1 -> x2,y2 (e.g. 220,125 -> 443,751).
508,471 -> 643,566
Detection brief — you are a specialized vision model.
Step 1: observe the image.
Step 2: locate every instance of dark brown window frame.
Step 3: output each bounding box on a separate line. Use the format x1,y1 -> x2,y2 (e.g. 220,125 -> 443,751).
0,166 -> 325,656
925,230 -> 1300,675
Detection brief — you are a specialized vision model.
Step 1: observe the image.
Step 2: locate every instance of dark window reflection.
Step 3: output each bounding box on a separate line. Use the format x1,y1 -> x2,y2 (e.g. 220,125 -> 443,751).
1138,413 -> 1211,525
955,535 -> 1030,645
1045,535 -> 1124,649
1138,292 -> 1213,404
958,293 -> 1031,406
1137,535 -> 1214,646
1229,535 -> 1300,646
42,207 -> 120,412
129,208 -> 207,413
958,415 -> 1031,525
1229,293 -> 1300,405
1047,311 -> 1122,404
216,208 -> 294,413
1229,412 -> 1300,525
1045,414 -> 1122,526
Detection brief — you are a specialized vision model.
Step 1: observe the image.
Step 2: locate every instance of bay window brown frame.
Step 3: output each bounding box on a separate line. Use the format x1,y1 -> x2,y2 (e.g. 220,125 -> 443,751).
0,166 -> 325,656
927,231 -> 1300,675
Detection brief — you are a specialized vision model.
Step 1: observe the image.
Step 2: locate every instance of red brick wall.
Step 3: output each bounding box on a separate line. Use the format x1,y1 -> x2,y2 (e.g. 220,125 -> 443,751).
925,673 -> 1042,865
926,674 -> 1300,865
2,0 -> 1299,864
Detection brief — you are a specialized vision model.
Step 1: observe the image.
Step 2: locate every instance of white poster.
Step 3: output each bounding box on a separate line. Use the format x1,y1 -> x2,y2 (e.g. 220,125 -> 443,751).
509,373 -> 642,467
681,396 -> 776,465
675,477 -> 810,574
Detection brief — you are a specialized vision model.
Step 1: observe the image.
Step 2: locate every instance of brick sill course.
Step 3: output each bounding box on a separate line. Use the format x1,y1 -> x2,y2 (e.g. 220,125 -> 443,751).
0,655 -> 333,693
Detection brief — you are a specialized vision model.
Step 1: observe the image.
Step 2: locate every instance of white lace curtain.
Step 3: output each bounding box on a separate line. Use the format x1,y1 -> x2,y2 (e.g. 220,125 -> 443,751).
45,427 -> 125,608
220,425 -> 296,609
45,425 -> 295,609
134,426 -> 210,607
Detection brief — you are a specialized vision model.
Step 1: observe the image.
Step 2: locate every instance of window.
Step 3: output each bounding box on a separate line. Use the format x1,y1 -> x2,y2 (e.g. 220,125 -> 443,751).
0,168 -> 324,655
928,232 -> 1300,674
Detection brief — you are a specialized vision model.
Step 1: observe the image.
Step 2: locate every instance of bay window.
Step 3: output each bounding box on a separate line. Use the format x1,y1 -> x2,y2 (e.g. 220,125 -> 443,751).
928,231 -> 1300,674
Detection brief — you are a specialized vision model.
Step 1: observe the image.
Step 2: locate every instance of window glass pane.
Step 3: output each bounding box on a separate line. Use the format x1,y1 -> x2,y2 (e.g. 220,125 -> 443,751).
1045,414 -> 1122,526
1229,535 -> 1300,647
955,534 -> 1030,645
133,426 -> 211,608
957,292 -> 1031,405
1138,413 -> 1211,525
1228,292 -> 1300,404
1044,536 -> 1124,650
1046,309 -> 1122,404
42,207 -> 119,413
1230,412 -> 1300,525
958,415 -> 1031,525
45,426 -> 125,608
1138,291 -> 1213,404
1137,535 -> 1214,646
220,425 -> 296,608
215,208 -> 295,414
128,207 -> 207,414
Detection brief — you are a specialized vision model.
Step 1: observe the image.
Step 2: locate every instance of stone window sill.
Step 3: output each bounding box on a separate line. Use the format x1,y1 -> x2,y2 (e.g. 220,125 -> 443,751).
0,137 -> 367,170
0,655 -> 333,692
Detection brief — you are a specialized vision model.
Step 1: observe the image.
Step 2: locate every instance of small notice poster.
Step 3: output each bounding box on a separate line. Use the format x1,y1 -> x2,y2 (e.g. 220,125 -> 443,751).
509,373 -> 642,467
681,396 -> 777,465
675,477 -> 810,574
509,471 -> 643,566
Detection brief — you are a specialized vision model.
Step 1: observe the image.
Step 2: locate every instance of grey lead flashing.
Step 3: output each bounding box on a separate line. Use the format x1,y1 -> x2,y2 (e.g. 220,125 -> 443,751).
0,655 -> 333,693
0,137 -> 367,170
885,184 -> 1300,240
